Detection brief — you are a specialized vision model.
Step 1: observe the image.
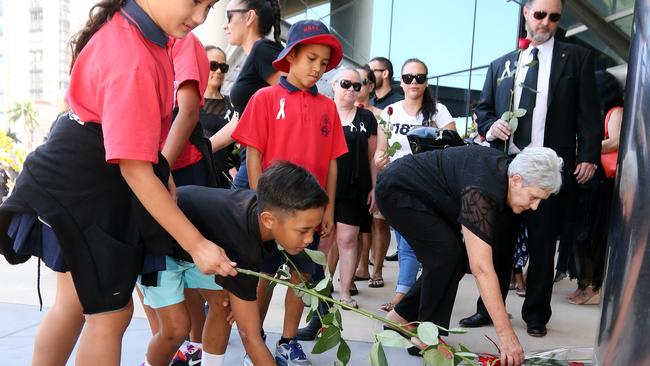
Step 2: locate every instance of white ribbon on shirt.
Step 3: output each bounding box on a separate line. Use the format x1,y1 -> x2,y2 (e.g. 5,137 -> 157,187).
500,60 -> 513,80
224,109 -> 232,122
350,123 -> 356,132
276,98 -> 286,120
359,122 -> 367,133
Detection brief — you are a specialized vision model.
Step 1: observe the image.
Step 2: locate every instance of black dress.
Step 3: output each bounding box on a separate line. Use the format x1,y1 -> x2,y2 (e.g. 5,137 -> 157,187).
375,145 -> 514,330
335,108 -> 377,226
201,96 -> 237,188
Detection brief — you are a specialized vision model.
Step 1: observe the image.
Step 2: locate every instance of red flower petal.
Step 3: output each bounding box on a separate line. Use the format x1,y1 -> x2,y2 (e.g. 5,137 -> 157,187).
518,37 -> 531,50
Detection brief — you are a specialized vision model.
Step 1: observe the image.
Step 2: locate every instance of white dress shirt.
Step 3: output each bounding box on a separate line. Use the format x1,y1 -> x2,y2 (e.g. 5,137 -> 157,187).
487,37 -> 554,154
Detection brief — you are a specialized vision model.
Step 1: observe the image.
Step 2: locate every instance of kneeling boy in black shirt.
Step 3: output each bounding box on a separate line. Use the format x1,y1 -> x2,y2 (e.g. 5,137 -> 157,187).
176,161 -> 328,365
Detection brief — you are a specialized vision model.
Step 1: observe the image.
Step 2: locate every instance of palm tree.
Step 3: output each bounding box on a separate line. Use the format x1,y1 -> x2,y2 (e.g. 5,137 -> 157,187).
8,101 -> 39,151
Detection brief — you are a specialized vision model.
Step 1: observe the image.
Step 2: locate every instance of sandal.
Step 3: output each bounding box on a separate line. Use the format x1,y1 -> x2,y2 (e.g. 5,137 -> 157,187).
354,275 -> 371,281
368,277 -> 384,288
350,284 -> 359,296
340,298 -> 358,310
379,302 -> 395,312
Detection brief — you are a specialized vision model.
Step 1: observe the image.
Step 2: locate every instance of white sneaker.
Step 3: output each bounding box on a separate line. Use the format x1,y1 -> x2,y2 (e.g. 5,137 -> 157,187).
275,339 -> 312,366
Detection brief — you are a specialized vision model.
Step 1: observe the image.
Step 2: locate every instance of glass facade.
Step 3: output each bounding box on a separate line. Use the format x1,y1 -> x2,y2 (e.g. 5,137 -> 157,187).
278,0 -> 635,134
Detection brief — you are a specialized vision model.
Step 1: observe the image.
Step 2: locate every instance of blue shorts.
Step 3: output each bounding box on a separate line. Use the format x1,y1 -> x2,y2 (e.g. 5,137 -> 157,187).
260,234 -> 320,274
138,256 -> 222,309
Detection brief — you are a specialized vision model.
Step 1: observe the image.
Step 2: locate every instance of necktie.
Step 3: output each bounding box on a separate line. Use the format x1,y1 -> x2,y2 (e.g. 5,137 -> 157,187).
514,47 -> 539,149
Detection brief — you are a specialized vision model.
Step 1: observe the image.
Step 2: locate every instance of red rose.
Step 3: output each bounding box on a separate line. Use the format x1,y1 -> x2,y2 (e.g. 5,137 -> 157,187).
358,103 -> 365,109
387,106 -> 393,116
518,37 -> 532,50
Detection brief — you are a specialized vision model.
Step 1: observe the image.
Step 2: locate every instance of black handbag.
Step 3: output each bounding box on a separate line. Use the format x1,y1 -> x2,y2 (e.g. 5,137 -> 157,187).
406,126 -> 466,154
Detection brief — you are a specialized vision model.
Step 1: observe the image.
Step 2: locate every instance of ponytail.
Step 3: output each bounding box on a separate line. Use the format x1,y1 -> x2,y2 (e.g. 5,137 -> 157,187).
402,58 -> 437,124
69,0 -> 123,72
241,0 -> 282,44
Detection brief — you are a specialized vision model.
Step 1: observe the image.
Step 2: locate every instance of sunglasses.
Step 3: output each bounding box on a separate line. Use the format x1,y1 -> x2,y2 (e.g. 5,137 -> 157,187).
225,8 -> 250,23
210,61 -> 229,73
401,73 -> 427,84
338,79 -> 362,92
531,10 -> 561,22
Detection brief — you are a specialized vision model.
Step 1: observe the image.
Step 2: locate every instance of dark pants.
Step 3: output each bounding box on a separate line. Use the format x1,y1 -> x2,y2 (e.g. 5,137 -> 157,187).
378,195 -> 467,331
476,191 -> 566,326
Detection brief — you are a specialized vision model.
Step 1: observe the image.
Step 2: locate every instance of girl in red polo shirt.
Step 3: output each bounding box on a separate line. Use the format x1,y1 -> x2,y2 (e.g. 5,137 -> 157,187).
0,1 -> 236,365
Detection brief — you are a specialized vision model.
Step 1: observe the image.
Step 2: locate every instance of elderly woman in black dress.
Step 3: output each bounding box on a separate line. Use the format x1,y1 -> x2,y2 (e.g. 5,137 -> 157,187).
376,145 -> 563,366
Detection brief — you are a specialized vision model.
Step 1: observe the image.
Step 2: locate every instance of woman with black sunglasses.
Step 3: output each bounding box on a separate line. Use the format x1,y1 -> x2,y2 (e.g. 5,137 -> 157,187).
200,45 -> 238,189
223,0 -> 284,189
327,67 -> 378,309
373,58 -> 456,313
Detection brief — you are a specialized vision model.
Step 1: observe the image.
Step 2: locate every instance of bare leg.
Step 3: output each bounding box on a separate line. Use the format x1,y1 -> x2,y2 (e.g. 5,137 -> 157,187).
337,223 -> 360,301
371,218 -> 390,280
185,288 -> 207,343
75,300 -> 134,366
282,271 -> 310,338
256,276 -> 274,323
146,302 -> 191,366
327,242 -> 339,277
355,232 -> 371,279
198,289 -> 231,355
31,272 -> 85,366
135,286 -> 159,335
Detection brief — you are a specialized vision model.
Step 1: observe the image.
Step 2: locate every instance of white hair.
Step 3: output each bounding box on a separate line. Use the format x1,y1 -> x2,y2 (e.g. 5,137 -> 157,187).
508,147 -> 563,194
332,67 -> 361,84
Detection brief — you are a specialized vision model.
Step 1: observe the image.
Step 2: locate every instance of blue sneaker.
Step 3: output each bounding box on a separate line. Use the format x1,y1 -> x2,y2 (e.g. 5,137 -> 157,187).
274,339 -> 312,366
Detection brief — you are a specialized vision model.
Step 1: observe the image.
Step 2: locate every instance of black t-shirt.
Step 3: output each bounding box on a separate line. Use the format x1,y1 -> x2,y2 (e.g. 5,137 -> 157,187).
336,108 -> 378,201
177,186 -> 275,301
229,39 -> 283,115
371,88 -> 404,110
377,145 -> 511,246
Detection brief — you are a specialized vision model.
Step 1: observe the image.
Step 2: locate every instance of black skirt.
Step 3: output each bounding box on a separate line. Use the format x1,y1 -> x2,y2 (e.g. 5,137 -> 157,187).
0,113 -> 177,314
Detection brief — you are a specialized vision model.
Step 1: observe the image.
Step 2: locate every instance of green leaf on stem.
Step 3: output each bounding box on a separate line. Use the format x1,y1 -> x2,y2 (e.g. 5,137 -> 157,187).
370,341 -> 389,366
423,347 -> 451,366
509,116 -> 518,133
337,339 -> 351,366
417,322 -> 440,346
501,111 -> 514,121
304,248 -> 327,266
312,325 -> 341,354
376,329 -> 413,348
514,108 -> 527,118
455,351 -> 478,358
310,294 -> 319,312
306,308 -> 314,323
525,59 -> 538,68
321,312 -> 335,325
332,308 -> 343,329
314,276 -> 330,292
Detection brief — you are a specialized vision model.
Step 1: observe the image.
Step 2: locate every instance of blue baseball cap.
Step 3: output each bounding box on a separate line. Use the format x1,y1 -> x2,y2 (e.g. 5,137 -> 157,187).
272,20 -> 343,73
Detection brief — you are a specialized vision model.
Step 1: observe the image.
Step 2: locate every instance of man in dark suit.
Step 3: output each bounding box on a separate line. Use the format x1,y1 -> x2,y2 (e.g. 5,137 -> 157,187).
460,0 -> 602,337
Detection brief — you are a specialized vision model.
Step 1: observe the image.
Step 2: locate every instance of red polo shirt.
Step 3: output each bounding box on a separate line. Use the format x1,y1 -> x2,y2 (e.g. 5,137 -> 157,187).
167,32 -> 210,170
65,1 -> 174,164
232,77 -> 348,187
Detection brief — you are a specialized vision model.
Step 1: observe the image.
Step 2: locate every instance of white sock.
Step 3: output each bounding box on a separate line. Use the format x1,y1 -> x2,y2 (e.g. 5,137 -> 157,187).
201,351 -> 225,366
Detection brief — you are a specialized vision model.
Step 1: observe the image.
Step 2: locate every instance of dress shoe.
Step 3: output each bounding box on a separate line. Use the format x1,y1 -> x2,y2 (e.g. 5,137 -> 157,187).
459,312 -> 492,328
526,324 -> 547,337
296,314 -> 321,341
385,252 -> 398,261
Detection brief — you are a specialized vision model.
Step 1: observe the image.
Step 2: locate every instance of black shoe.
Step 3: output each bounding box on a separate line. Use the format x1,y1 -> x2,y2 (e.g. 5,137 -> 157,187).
407,346 -> 423,357
526,324 -> 547,337
296,315 -> 322,341
459,312 -> 492,328
385,252 -> 398,261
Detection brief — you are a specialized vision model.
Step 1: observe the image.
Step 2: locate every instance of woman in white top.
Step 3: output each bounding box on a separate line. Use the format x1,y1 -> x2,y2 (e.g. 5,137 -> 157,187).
374,58 -> 456,312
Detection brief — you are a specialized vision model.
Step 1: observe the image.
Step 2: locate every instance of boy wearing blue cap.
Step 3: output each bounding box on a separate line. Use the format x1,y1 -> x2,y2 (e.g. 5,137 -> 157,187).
232,19 -> 347,366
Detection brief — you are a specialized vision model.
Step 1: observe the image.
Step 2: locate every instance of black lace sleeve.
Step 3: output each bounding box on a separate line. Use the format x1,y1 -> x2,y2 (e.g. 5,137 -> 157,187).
457,186 -> 499,245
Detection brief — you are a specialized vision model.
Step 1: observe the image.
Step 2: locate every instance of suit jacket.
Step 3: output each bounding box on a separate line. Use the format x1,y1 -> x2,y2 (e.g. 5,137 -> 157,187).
476,39 -> 602,186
